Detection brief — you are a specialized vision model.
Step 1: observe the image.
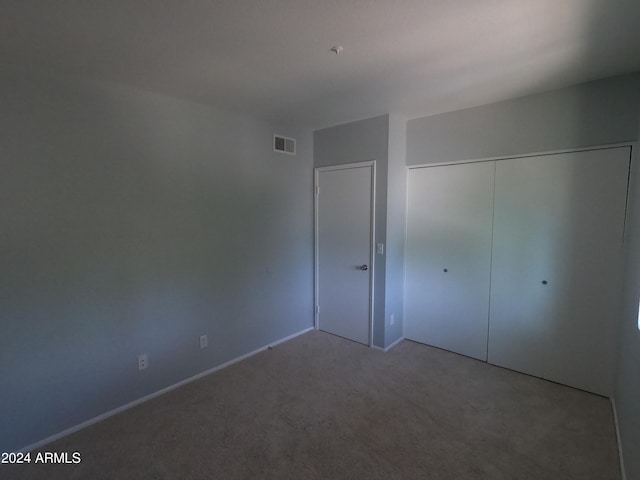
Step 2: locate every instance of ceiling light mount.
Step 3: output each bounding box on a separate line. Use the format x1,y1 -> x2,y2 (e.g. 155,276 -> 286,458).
330,45 -> 344,55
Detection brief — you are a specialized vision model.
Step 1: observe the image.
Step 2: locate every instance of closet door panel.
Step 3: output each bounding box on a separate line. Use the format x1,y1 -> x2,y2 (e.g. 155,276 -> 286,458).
405,162 -> 495,360
488,147 -> 630,395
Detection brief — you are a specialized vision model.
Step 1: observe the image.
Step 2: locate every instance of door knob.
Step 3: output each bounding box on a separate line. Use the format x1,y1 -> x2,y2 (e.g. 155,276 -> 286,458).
359,264 -> 368,271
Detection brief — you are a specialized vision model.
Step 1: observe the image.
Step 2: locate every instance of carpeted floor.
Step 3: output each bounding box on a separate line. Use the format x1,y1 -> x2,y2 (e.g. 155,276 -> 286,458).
4,330 -> 620,479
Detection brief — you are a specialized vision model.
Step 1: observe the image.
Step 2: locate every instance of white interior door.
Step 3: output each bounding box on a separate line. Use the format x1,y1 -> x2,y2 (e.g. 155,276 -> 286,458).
489,147 -> 630,395
404,162 -> 495,360
316,163 -> 374,345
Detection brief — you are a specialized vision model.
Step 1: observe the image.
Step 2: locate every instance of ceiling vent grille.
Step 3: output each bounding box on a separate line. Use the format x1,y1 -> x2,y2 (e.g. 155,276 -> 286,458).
273,134 -> 296,155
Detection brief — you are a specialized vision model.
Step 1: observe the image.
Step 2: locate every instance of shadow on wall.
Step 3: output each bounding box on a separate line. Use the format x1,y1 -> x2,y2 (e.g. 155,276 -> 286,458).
583,3 -> 640,480
615,119 -> 640,478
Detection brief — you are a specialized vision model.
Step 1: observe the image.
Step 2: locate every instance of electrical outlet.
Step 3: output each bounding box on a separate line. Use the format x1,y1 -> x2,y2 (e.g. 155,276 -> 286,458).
390,313 -> 395,326
138,354 -> 148,370
200,335 -> 208,349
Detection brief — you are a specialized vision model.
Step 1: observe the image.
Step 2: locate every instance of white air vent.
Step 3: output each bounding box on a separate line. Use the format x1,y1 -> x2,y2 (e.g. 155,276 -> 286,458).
273,134 -> 296,155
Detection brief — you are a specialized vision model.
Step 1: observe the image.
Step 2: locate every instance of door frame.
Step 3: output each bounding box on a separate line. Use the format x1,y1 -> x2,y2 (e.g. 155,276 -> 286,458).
314,161 -> 376,347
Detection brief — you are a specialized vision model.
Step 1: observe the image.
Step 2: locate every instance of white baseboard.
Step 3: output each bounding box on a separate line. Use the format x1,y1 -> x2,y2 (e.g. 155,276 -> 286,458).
611,397 -> 627,480
19,326 -> 314,453
372,336 -> 405,352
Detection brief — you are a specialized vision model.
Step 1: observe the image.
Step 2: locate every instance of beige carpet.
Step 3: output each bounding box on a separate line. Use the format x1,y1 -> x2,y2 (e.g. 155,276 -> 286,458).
5,330 -> 620,479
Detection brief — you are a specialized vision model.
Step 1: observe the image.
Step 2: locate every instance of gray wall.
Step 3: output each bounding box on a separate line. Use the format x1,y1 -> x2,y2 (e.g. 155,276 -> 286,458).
314,115 -> 389,347
407,73 -> 640,165
0,67 -> 314,452
384,115 -> 407,346
616,114 -> 640,480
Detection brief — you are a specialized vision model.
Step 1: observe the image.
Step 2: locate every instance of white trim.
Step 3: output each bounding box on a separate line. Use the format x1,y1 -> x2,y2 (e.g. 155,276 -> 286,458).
314,161 -> 376,347
372,336 -> 405,352
485,161 -> 497,362
314,168 -> 319,331
18,326 -> 314,454
369,163 -> 377,348
611,397 -> 627,480
624,143 -> 639,247
401,166 -> 410,341
407,142 -> 636,169
315,160 -> 375,172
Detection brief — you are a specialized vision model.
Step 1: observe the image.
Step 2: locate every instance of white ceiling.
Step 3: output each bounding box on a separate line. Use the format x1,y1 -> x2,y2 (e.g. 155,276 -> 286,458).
2,0 -> 639,129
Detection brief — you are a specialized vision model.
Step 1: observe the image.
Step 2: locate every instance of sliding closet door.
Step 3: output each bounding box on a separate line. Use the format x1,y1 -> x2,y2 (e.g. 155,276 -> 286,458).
405,162 -> 494,360
489,147 -> 630,395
